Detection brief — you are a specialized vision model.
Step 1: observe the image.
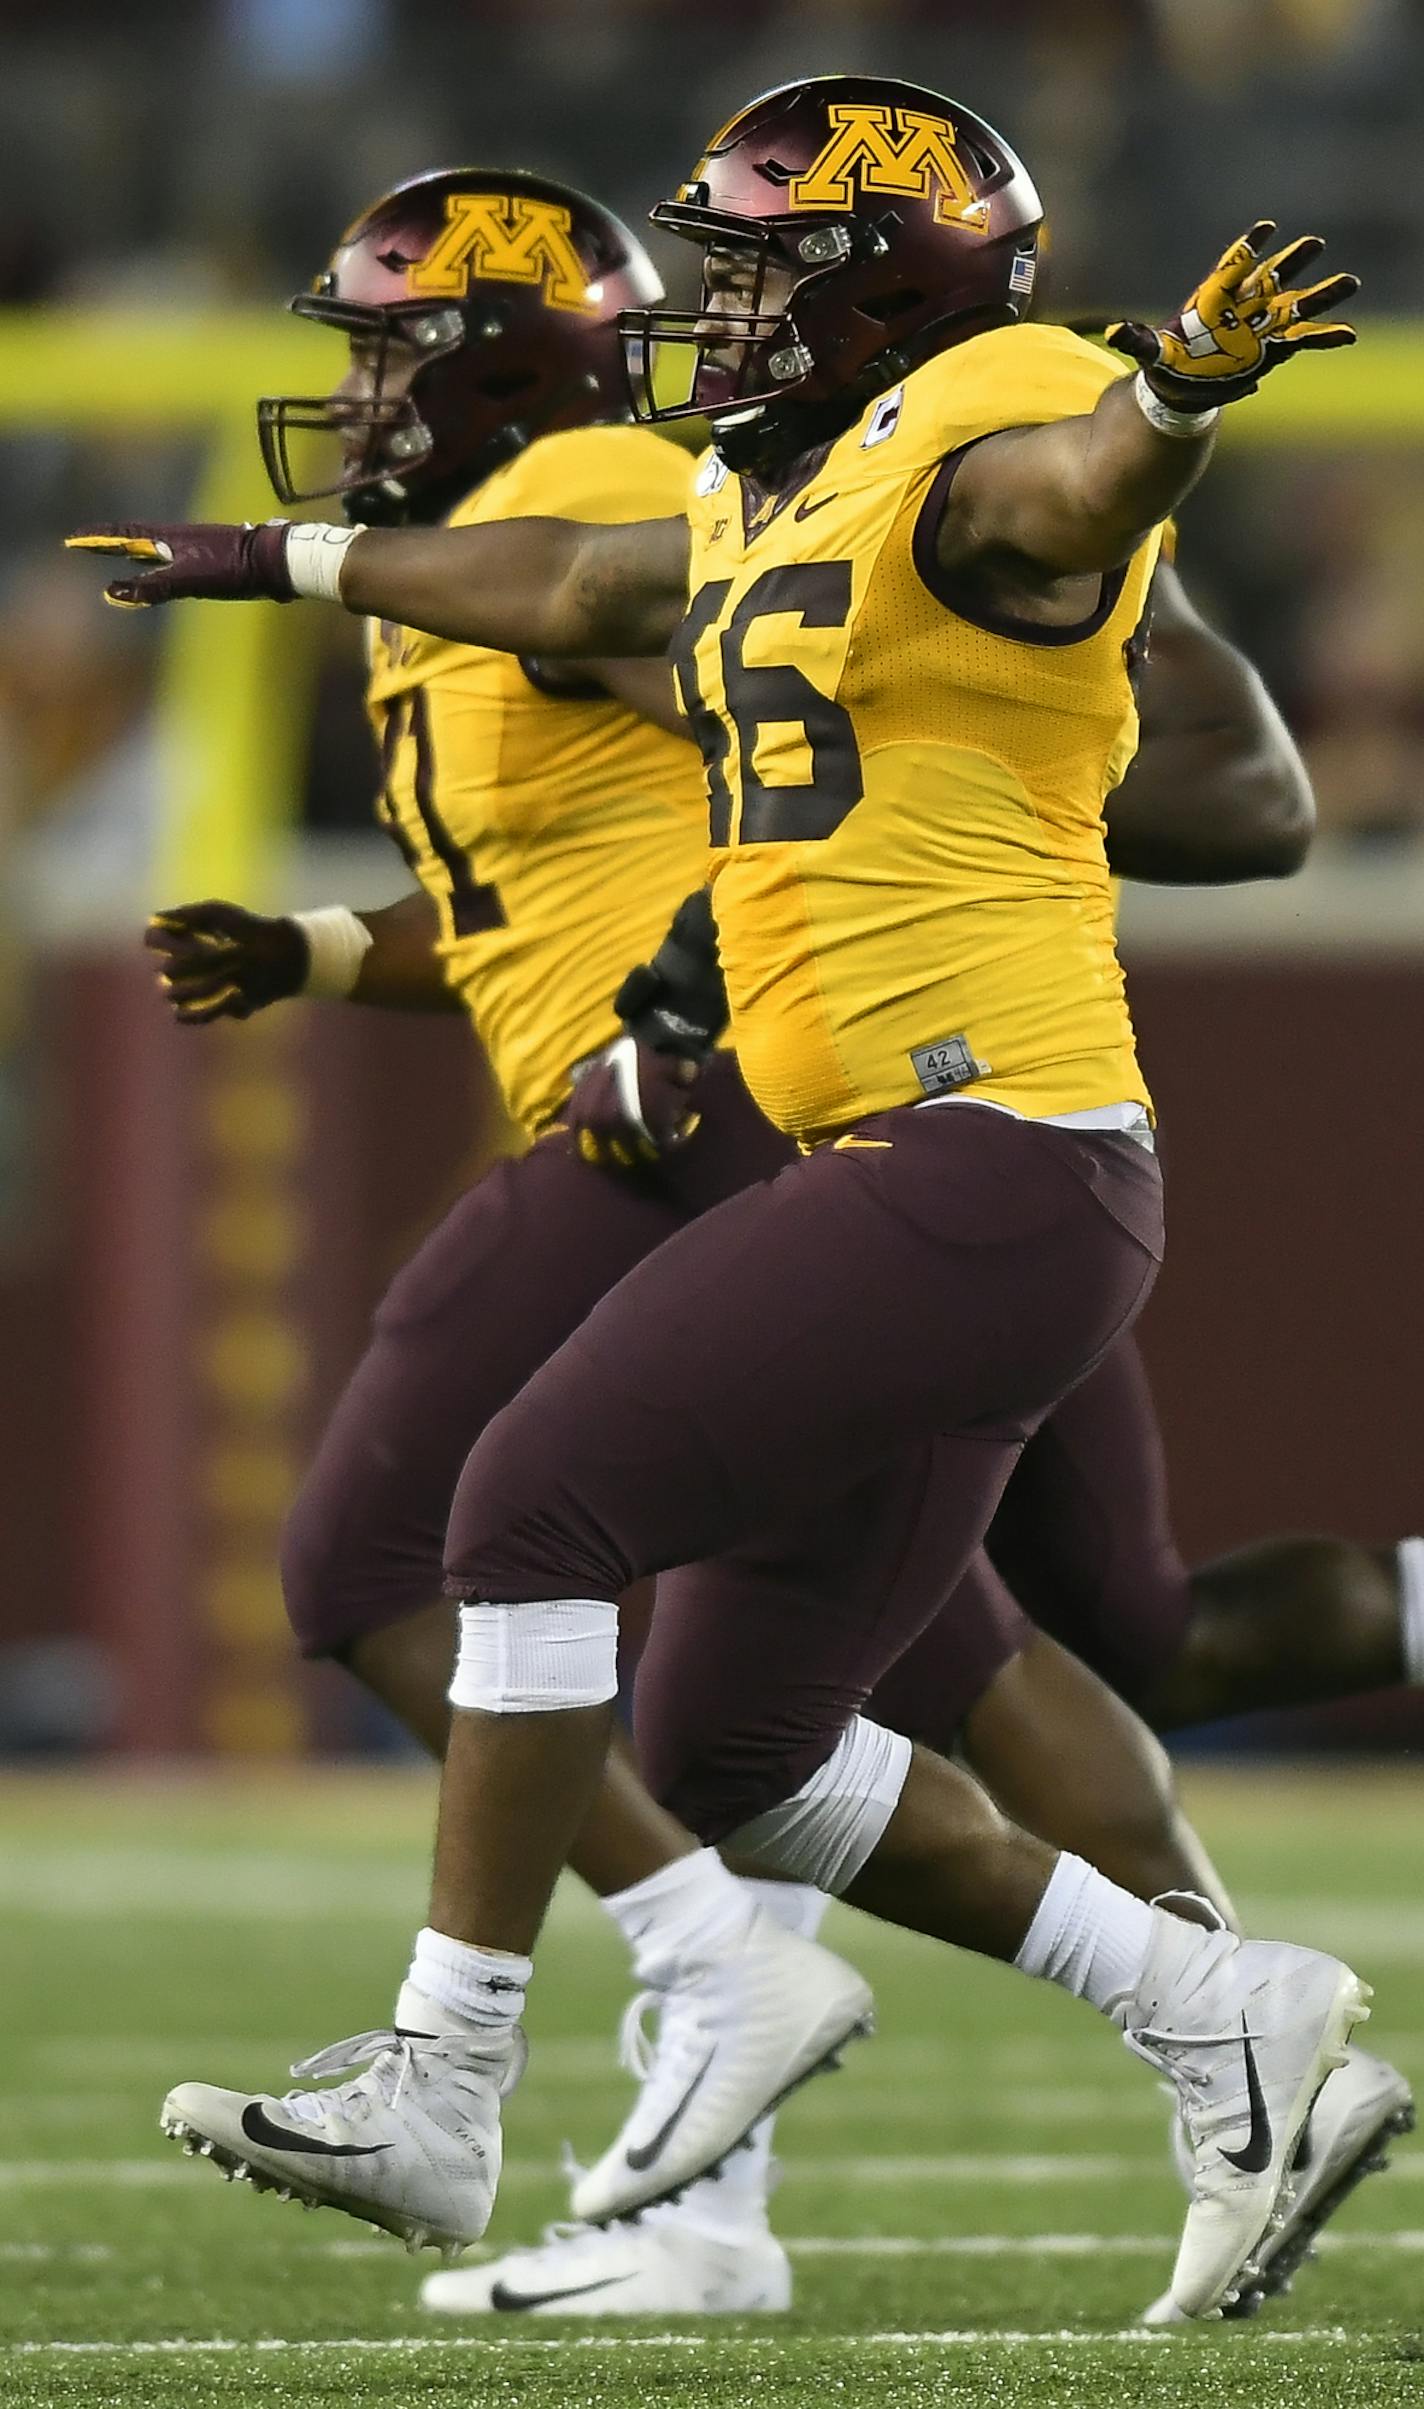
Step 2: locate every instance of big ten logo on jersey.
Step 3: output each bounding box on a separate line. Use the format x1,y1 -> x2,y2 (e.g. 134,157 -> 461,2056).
409,193 -> 596,311
790,106 -> 990,233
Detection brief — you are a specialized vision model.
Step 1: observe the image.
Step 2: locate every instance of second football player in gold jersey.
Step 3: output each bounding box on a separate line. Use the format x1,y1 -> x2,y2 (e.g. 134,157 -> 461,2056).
73,78 -> 1369,2323
364,416 -> 700,1139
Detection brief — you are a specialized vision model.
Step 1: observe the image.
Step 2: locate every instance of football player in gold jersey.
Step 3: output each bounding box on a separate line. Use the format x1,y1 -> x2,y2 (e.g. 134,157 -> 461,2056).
74,81 -> 1371,2321
130,164 -> 888,2269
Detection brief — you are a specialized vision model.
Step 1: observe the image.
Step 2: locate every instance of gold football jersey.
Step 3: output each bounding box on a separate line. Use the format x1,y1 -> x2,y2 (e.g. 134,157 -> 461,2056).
366,424 -> 701,1138
674,324 -> 1163,1146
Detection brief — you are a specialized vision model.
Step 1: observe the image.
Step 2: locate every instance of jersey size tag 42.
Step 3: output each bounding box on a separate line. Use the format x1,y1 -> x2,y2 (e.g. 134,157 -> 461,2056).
910,1033 -> 991,1097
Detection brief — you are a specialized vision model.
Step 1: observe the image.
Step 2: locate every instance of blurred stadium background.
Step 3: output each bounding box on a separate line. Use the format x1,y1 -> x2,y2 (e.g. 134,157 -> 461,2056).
1,0 -> 1422,1772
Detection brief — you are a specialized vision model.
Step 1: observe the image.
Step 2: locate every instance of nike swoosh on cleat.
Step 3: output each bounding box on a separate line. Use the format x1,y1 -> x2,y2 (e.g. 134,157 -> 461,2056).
794,492 -> 836,520
623,2053 -> 716,2173
489,2275 -> 630,2312
1220,2019 -> 1274,2175
238,2102 -> 393,2159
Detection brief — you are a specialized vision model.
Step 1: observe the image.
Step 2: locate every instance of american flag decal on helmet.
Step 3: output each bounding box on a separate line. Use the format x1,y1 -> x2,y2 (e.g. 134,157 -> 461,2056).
1009,248 -> 1037,301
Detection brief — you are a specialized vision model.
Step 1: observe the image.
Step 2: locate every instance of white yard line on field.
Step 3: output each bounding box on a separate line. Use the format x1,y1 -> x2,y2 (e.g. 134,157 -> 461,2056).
8,2229 -> 1420,2269
6,2149 -> 1420,2190
305,2230 -> 1424,2263
0,2243 -> 112,2262
25,2034 -> 1065,2080
787,2231 -> 1424,2257
769,2085 -> 1159,2127
3,2329 -> 1355,2357
0,2154 -> 1148,2187
0,1858 -> 430,1921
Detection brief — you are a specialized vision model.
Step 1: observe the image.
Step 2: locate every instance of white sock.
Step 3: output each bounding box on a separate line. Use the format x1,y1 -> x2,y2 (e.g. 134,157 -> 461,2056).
399,1926 -> 531,2031
600,1847 -> 756,1987
1015,1852 -> 1159,2020
1398,1538 -> 1424,1683
738,1877 -> 829,1945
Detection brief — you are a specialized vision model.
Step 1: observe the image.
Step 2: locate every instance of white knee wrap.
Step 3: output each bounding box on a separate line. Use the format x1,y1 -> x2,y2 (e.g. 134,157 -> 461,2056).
449,1599 -> 619,1714
725,1715 -> 912,1895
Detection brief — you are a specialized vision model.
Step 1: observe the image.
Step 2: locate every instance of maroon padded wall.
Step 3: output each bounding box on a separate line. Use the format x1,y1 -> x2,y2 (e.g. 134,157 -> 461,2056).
2,946 -> 1419,1753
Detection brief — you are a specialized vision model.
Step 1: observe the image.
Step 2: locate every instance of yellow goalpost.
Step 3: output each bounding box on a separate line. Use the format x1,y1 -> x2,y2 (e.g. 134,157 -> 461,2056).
0,311 -> 332,899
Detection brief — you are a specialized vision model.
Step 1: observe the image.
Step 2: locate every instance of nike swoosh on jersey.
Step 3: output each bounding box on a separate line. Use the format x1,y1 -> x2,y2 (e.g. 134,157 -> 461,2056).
238,2102 -> 393,2159
794,492 -> 837,521
489,2274 -> 630,2313
623,2053 -> 716,2172
1219,2021 -> 1274,2175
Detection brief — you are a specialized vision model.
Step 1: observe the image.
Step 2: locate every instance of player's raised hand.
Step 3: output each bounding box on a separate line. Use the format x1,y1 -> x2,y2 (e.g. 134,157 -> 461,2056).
1108,222 -> 1359,409
566,1036 -> 701,1172
66,522 -> 298,608
145,901 -> 309,1023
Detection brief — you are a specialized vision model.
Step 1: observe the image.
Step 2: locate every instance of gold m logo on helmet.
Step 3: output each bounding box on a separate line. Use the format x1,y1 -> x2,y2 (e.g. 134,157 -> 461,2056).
791,106 -> 990,232
409,195 -> 596,311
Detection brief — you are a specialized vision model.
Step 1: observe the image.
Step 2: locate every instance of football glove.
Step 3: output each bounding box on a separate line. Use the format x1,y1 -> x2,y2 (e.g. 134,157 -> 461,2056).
66,522 -> 296,609
1108,221 -> 1358,409
567,1037 -> 701,1171
613,884 -> 728,1062
566,887 -> 726,1173
145,900 -> 309,1023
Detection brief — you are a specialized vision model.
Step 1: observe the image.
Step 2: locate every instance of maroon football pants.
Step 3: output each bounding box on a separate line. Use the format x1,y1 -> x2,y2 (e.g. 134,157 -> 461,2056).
282,1056 -> 788,1656
283,1060 -> 1031,1750
443,1102 -> 1164,1839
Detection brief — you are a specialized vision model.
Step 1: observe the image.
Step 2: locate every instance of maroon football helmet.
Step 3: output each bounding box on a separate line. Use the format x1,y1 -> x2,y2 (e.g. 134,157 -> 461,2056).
258,168 -> 664,523
621,76 -> 1042,454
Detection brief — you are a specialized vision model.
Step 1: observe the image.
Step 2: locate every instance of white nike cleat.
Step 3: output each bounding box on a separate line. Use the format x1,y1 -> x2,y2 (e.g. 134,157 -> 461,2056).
1141,2043 -> 1414,2325
420,2210 -> 792,2316
569,1910 -> 873,2224
160,1993 -> 525,2251
1122,1907 -> 1371,2321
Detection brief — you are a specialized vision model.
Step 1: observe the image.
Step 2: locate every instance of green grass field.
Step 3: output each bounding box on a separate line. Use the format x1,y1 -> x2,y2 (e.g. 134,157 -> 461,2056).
4,1764 -> 1422,2407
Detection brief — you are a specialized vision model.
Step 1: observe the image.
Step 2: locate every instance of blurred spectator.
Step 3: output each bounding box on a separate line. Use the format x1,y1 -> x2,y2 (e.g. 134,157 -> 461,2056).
1,0 -> 1421,306
0,0 -> 1421,854
223,0 -> 390,82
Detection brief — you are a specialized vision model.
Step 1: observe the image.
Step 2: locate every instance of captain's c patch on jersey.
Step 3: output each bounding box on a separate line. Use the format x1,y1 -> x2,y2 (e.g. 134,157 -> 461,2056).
409,193 -> 596,311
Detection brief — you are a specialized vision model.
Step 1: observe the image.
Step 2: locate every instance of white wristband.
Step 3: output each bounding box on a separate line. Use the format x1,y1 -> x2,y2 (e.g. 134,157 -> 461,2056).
282,521 -> 362,603
1131,370 -> 1220,441
291,906 -> 374,999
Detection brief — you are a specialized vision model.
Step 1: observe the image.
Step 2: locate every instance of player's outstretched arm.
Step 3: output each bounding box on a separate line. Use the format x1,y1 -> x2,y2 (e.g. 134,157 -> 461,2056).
68,512 -> 692,661
147,891 -> 459,1021
944,224 -> 1358,578
1105,563 -> 1314,884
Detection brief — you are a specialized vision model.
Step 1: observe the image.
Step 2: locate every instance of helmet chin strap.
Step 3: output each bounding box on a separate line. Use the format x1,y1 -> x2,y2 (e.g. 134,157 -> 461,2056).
712,378 -> 868,478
